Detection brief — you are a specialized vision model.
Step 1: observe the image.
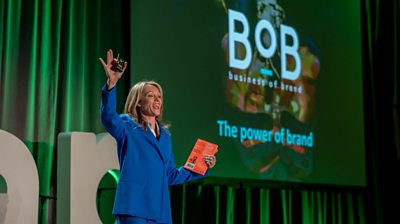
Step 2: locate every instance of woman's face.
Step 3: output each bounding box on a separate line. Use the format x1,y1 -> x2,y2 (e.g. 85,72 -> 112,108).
139,84 -> 163,118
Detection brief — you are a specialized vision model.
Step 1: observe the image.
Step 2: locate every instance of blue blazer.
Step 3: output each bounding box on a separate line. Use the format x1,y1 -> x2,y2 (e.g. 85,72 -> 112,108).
100,85 -> 206,223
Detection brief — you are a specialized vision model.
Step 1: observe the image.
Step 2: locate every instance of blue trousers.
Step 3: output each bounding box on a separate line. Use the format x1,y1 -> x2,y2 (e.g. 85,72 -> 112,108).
116,215 -> 170,224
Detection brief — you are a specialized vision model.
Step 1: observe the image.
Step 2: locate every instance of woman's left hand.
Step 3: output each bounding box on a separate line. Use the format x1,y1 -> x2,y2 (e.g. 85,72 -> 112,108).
204,155 -> 217,168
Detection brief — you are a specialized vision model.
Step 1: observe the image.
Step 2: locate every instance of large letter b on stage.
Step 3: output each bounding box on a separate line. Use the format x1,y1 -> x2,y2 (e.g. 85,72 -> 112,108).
57,132 -> 119,224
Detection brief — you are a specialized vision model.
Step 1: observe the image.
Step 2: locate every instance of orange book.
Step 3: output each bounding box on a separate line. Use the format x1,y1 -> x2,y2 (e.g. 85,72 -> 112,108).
184,138 -> 218,175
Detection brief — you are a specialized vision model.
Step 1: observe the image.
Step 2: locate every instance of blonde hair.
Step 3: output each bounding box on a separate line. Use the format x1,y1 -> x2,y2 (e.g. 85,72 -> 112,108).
124,81 -> 166,129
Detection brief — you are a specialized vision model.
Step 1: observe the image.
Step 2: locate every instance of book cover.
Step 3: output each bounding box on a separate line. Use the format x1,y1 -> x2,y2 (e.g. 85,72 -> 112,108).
184,138 -> 218,175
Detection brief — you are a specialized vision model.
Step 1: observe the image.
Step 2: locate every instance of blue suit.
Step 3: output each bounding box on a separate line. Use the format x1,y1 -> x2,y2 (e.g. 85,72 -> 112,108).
100,85 -> 206,223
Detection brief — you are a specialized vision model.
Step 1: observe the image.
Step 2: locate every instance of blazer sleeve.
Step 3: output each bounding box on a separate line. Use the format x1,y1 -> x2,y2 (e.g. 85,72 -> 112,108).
100,84 -> 127,141
166,150 -> 208,186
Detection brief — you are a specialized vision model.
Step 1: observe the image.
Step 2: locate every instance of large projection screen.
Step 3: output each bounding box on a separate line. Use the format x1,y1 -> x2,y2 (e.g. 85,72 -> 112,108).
129,0 -> 365,186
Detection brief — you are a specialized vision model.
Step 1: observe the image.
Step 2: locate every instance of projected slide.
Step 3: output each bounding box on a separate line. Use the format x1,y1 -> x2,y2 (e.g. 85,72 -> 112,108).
130,0 -> 365,186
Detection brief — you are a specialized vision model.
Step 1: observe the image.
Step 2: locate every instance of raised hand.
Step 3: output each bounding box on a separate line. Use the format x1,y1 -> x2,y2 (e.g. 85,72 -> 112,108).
99,49 -> 128,89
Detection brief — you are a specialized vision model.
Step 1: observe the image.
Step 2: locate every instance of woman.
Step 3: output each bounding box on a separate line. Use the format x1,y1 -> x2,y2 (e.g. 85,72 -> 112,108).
99,49 -> 216,224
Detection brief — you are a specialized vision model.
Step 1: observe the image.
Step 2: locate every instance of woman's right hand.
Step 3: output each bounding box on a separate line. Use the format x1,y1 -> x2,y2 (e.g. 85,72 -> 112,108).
99,49 -> 128,90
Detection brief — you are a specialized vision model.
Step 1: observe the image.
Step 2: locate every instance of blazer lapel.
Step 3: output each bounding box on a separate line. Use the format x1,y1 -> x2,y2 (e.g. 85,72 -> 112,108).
157,128 -> 170,161
144,128 -> 166,163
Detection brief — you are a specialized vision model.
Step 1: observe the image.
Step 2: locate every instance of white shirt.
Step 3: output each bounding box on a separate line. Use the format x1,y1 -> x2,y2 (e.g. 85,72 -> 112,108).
148,122 -> 159,137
